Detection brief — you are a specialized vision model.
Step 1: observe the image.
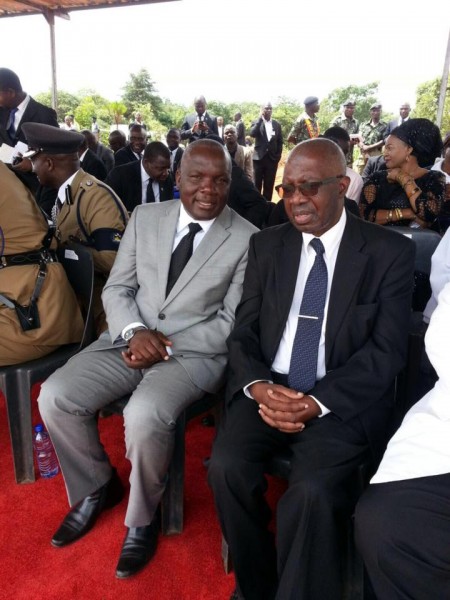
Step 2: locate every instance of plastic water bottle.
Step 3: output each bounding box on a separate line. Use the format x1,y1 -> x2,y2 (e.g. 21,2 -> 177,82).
33,424 -> 59,479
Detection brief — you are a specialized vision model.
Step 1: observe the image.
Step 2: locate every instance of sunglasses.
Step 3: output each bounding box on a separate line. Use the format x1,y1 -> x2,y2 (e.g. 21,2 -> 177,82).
276,175 -> 344,199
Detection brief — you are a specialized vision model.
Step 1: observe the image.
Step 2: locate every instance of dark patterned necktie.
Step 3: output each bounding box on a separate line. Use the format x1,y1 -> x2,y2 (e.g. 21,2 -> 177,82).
288,238 -> 328,393
166,222 -> 202,297
7,108 -> 18,139
146,179 -> 155,203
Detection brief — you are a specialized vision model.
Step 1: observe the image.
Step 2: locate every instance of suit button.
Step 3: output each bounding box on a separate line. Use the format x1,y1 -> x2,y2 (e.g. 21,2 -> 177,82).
158,313 -> 166,320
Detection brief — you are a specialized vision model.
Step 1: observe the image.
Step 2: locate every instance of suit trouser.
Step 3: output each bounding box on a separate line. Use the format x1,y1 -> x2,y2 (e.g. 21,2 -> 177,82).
354,473 -> 450,600
208,393 -> 370,600
38,346 -> 203,527
253,156 -> 279,201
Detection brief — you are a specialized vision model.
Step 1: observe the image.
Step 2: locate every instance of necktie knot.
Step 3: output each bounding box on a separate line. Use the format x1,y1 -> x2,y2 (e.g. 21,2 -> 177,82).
188,222 -> 202,235
310,238 -> 324,255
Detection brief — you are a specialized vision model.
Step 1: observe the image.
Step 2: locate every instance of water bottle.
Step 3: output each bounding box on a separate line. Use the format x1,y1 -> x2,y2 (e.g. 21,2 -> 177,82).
33,424 -> 59,479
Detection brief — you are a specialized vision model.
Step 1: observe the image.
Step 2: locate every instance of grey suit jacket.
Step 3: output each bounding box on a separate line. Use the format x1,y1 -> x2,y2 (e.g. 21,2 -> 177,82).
98,200 -> 258,391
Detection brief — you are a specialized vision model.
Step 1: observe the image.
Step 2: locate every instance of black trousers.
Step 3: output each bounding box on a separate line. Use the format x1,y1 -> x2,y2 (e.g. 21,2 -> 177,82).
253,156 -> 279,201
355,472 -> 450,600
208,393 -> 370,600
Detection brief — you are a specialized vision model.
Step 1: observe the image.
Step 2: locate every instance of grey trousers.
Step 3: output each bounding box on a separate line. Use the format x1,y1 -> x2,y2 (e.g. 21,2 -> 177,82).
38,347 -> 203,527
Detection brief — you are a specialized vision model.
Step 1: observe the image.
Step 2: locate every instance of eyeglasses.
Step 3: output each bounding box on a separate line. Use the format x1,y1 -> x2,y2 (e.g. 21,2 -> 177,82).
276,176 -> 344,199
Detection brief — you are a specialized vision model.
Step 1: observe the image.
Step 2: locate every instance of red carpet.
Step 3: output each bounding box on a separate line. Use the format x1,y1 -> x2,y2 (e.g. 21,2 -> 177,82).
0,388 -> 285,600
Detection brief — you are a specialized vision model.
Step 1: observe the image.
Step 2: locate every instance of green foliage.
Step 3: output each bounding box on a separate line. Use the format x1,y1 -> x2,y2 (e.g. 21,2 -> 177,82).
415,77 -> 450,134
158,99 -> 189,130
74,94 -> 110,130
121,68 -> 162,120
272,96 -> 303,140
321,82 -> 380,126
34,90 -> 80,123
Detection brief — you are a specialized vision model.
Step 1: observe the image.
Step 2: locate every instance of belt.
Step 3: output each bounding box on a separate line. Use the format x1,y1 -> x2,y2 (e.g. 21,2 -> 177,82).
0,249 -> 57,269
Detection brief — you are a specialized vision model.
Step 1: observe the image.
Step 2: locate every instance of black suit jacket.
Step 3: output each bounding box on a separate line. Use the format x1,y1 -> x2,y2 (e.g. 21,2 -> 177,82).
81,149 -> 107,181
235,119 -> 246,146
172,146 -> 184,176
114,145 -> 140,167
105,160 -> 174,213
180,112 -> 219,143
248,117 -> 283,163
228,163 -> 270,228
0,97 -> 58,146
227,213 -> 415,457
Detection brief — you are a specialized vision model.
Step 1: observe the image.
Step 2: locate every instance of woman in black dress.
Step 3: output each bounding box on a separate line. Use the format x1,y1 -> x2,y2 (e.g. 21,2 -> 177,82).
360,119 -> 444,228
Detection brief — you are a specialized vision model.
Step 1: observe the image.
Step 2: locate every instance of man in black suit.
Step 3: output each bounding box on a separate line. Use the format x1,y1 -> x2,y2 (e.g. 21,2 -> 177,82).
208,138 -> 415,600
384,102 -> 411,138
106,141 -> 173,213
166,128 -> 184,176
234,111 -> 246,146
180,95 -> 218,144
249,102 -> 283,201
114,124 -> 147,167
0,68 -> 58,148
79,131 -> 107,181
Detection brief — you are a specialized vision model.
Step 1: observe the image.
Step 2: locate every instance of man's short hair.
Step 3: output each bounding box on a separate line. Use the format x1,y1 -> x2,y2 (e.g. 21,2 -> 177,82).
0,68 -> 22,92
323,126 -> 351,143
143,141 -> 170,161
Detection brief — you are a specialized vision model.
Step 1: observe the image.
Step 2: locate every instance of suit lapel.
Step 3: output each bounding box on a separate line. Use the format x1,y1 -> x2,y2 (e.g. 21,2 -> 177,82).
325,215 -> 369,363
162,206 -> 232,306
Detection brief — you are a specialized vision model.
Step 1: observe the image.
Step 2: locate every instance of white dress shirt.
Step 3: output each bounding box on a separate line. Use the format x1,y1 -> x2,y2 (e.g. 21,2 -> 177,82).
141,162 -> 160,203
244,209 -> 347,414
345,167 -> 364,203
11,94 -> 31,132
372,281 -> 450,484
423,228 -> 450,323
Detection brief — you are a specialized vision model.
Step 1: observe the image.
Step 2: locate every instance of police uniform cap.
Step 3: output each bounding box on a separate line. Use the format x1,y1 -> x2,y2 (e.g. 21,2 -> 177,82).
304,96 -> 319,106
370,103 -> 382,110
22,122 -> 84,158
343,99 -> 356,107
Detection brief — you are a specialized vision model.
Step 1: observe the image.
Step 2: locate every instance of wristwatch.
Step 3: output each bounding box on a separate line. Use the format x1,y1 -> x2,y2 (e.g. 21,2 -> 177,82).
123,326 -> 147,342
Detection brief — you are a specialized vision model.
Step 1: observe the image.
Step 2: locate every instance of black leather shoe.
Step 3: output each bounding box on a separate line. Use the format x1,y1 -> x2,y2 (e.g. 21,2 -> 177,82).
115,520 -> 159,579
51,470 -> 124,548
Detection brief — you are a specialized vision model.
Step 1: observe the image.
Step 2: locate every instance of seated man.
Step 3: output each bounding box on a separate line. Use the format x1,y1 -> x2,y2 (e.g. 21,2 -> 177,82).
38,140 -> 257,579
208,138 -> 415,600
0,161 -> 83,365
105,141 -> 173,214
22,123 -> 128,334
355,280 -> 450,600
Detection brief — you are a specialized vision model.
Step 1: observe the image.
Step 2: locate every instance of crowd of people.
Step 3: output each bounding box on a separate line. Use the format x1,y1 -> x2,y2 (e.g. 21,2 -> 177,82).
1,65 -> 450,599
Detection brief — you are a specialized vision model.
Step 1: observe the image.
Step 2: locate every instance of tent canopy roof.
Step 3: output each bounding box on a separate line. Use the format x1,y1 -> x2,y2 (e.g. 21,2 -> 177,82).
0,0 -> 176,19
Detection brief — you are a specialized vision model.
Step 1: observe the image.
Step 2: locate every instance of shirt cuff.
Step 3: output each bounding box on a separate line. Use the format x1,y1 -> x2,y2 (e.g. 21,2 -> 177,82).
309,395 -> 330,417
243,380 -> 273,399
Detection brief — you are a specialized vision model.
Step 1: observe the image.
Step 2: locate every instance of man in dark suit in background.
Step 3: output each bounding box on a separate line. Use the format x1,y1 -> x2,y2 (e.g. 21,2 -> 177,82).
166,128 -> 184,176
114,124 -> 147,167
180,95 -> 218,144
385,102 -> 411,138
0,67 -> 58,147
234,111 -> 246,146
79,130 -> 107,181
208,138 -> 415,600
249,102 -> 283,201
106,141 -> 173,213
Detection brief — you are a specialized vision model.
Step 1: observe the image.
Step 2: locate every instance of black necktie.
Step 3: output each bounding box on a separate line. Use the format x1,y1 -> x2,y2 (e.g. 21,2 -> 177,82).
146,179 -> 155,203
7,108 -> 18,139
166,223 -> 202,297
288,238 -> 328,393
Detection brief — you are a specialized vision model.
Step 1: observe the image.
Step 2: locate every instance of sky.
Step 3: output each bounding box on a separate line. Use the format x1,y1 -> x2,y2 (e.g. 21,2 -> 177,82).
0,0 -> 449,114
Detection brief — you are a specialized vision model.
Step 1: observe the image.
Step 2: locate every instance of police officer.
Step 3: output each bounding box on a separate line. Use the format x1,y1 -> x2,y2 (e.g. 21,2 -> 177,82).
22,123 -> 129,333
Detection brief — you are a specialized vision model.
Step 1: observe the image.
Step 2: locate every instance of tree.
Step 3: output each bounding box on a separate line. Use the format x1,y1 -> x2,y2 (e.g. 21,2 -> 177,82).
121,68 -> 163,120
74,94 -> 110,131
108,101 -> 127,128
34,90 -> 80,123
272,96 -> 303,140
415,77 -> 450,134
158,99 -> 189,130
318,83 -> 381,132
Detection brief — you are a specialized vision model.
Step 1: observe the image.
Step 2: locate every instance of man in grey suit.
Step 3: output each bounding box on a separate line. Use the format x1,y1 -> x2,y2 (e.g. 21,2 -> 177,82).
38,139 -> 257,579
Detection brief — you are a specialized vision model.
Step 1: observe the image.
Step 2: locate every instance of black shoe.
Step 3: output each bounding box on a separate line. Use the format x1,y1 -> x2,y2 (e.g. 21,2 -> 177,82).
115,520 -> 159,579
51,470 -> 124,548
230,591 -> 244,600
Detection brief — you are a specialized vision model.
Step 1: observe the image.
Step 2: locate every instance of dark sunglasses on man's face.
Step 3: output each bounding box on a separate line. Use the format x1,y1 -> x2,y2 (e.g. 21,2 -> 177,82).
276,175 -> 344,199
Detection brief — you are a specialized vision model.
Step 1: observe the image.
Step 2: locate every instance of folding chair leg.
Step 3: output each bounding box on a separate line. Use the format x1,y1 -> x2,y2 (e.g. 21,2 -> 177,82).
161,412 -> 186,535
4,373 -> 35,483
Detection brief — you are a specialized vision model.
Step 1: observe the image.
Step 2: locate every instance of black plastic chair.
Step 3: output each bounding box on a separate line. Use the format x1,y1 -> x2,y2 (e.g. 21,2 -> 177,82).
101,390 -> 223,535
0,243 -> 95,483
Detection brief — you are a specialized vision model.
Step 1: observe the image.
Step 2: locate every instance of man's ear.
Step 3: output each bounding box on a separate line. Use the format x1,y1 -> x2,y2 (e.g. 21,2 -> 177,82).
175,168 -> 181,187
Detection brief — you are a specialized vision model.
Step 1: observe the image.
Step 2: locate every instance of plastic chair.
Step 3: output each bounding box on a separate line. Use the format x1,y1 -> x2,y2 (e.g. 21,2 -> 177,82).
101,390 -> 223,535
0,243 -> 95,483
